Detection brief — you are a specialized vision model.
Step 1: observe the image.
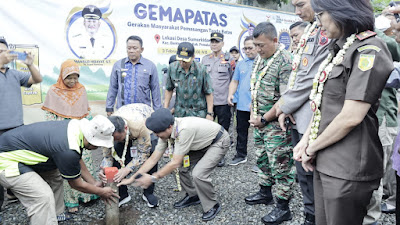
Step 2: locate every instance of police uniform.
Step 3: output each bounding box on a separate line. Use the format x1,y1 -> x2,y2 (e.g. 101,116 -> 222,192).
70,5 -> 113,59
313,31 -> 394,225
201,33 -> 235,132
278,26 -> 331,218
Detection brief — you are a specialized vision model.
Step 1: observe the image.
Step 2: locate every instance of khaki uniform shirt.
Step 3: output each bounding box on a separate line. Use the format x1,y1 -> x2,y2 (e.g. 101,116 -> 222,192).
279,28 -> 331,134
316,34 -> 394,181
155,117 -> 221,155
102,103 -> 153,168
201,52 -> 235,105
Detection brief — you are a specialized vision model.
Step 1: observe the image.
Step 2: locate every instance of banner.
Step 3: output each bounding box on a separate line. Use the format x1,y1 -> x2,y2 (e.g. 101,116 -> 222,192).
0,0 -> 299,103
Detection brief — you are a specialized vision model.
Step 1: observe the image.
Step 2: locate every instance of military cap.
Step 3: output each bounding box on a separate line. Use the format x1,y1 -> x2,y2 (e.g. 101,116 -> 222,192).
210,32 -> 224,42
145,108 -> 175,133
82,5 -> 102,20
176,42 -> 194,62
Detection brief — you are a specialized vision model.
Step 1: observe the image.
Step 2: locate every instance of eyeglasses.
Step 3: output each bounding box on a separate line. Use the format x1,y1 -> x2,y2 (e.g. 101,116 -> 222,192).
242,47 -> 254,51
315,11 -> 324,23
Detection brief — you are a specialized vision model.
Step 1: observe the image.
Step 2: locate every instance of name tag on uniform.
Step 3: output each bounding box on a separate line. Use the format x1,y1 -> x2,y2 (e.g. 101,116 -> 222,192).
183,155 -> 190,167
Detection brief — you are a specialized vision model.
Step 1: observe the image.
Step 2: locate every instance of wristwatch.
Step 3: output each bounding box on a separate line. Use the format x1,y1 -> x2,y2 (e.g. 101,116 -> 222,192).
207,112 -> 214,117
151,175 -> 158,183
260,116 -> 268,126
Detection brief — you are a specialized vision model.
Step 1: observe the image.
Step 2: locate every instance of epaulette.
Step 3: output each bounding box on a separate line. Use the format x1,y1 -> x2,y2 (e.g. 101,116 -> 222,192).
356,30 -> 376,41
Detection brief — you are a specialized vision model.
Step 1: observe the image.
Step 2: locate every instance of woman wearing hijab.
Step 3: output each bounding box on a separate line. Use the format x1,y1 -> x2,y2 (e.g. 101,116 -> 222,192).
42,59 -> 98,213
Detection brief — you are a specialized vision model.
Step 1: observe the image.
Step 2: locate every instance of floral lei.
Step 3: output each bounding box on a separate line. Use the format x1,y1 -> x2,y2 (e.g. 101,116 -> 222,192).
308,34 -> 357,144
250,43 -> 285,118
111,128 -> 130,168
288,22 -> 318,89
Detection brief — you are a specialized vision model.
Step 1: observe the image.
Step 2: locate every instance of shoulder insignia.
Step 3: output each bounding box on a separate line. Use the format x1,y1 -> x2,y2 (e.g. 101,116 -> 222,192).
358,54 -> 375,72
357,45 -> 381,53
356,30 -> 376,41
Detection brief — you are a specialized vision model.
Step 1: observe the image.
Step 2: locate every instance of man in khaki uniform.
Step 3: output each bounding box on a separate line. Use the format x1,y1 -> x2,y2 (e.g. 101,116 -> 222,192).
119,108 -> 229,221
201,32 -> 235,166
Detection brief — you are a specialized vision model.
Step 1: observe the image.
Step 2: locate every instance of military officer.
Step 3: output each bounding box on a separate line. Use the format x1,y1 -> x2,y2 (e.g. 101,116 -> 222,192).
274,1 -> 332,224
201,32 -> 235,166
70,5 -> 113,59
246,22 -> 294,225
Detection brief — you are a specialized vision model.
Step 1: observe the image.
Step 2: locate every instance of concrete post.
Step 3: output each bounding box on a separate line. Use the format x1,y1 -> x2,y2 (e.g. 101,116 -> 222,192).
105,167 -> 119,225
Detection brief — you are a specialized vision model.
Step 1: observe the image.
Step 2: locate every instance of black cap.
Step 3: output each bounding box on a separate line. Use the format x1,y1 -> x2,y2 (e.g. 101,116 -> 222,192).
0,38 -> 8,48
145,108 -> 175,133
169,55 -> 177,64
82,5 -> 102,20
229,46 -> 239,53
210,32 -> 224,42
176,42 -> 194,62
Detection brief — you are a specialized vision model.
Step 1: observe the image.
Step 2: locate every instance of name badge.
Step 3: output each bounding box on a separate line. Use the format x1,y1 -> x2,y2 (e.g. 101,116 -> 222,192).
183,155 -> 190,167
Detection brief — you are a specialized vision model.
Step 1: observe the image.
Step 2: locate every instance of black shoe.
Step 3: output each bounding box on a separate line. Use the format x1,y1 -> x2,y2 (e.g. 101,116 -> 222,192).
218,158 -> 225,167
245,192 -> 273,205
202,203 -> 221,221
303,213 -> 315,225
261,199 -> 292,225
173,194 -> 201,209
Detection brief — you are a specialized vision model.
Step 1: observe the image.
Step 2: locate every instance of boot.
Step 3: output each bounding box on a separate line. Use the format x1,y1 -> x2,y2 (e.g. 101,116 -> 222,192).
245,185 -> 273,205
303,213 -> 315,225
261,198 -> 292,225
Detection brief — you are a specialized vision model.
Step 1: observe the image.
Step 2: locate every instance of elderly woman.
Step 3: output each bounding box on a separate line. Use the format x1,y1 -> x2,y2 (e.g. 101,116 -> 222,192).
293,0 -> 394,224
42,60 -> 98,214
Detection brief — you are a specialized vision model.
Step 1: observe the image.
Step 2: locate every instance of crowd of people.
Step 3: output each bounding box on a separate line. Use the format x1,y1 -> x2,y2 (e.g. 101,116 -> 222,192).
2,0 -> 400,224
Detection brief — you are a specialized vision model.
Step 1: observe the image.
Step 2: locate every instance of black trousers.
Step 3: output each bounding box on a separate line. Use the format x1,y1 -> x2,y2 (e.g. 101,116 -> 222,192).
114,134 -> 159,199
214,104 -> 231,132
292,128 -> 315,215
235,110 -> 250,159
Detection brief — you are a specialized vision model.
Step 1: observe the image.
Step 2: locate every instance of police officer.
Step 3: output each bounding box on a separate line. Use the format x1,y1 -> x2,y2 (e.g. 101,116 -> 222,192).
70,5 -> 113,59
201,32 -> 235,167
274,1 -> 331,224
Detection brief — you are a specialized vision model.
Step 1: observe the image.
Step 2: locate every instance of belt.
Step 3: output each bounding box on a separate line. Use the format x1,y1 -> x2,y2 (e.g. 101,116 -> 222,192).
194,126 -> 225,155
210,126 -> 225,146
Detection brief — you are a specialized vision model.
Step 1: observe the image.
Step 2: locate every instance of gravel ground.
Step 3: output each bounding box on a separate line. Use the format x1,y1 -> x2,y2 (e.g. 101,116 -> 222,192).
0,127 -> 396,225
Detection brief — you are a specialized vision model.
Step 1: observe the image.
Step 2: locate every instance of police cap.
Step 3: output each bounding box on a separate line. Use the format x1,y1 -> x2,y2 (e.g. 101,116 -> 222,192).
210,32 -> 224,42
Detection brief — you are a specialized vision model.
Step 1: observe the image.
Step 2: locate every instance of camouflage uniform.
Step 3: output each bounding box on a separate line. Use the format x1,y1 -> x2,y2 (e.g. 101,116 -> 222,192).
166,60 -> 213,118
253,49 -> 295,200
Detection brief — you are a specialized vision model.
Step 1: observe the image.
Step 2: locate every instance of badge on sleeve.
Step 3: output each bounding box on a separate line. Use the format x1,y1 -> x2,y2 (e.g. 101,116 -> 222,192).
358,54 -> 375,72
183,155 -> 190,167
319,34 -> 328,46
